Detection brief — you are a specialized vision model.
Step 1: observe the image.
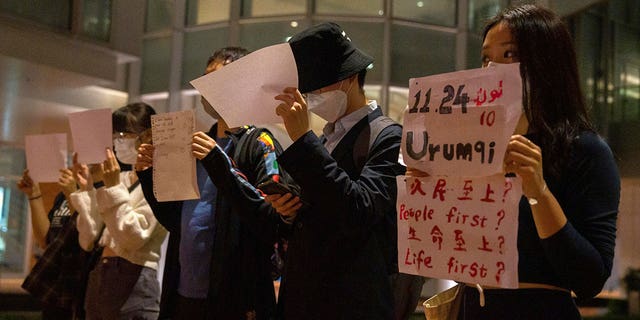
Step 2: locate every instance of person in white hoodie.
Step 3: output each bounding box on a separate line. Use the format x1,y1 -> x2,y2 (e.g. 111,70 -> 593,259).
70,102 -> 167,320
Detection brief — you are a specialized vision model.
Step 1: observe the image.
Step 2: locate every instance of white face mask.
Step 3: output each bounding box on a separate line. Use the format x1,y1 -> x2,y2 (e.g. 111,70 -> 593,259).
113,137 -> 138,165
306,80 -> 353,123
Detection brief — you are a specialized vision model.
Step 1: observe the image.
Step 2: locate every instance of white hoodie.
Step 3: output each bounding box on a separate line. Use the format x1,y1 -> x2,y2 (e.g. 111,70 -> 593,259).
70,172 -> 167,270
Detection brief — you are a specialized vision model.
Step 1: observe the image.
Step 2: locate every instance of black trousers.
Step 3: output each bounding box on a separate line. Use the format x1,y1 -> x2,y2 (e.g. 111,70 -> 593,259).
172,294 -> 208,320
458,286 -> 582,320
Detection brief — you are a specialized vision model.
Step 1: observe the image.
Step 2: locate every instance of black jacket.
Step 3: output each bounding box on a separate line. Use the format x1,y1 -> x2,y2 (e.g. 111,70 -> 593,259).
277,107 -> 405,319
138,124 -> 292,319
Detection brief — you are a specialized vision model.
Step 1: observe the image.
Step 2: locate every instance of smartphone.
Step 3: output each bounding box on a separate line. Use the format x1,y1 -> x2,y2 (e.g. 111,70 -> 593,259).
257,180 -> 296,195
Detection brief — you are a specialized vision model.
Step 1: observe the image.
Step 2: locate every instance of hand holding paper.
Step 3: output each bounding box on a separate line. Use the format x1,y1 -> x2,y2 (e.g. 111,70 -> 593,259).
72,153 -> 93,191
191,131 -> 217,160
190,43 -> 298,127
504,135 -> 546,200
102,148 -> 121,188
135,144 -> 154,172
17,169 -> 41,198
151,109 -> 200,202
274,87 -> 310,141
58,168 -> 77,196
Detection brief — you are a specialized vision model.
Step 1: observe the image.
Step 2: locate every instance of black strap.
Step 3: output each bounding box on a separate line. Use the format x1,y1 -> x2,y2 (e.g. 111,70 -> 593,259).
128,180 -> 140,193
353,114 -> 400,174
232,126 -> 262,162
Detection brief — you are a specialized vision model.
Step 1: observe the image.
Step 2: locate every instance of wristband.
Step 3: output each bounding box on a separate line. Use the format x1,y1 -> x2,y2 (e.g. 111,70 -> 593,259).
527,184 -> 547,206
28,194 -> 42,200
93,181 -> 105,189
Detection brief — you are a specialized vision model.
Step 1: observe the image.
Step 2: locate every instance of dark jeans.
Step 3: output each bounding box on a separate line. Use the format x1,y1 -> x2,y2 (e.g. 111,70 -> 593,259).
390,273 -> 425,320
85,256 -> 160,320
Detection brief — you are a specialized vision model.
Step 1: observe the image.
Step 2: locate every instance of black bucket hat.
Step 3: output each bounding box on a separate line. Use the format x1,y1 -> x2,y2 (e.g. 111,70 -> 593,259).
289,22 -> 374,93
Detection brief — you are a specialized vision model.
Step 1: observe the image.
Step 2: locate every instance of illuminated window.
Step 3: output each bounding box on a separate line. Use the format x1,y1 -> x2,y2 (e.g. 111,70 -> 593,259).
315,0 -> 383,16
242,0 -> 305,18
186,0 -> 231,25
81,0 -> 112,41
0,147 -> 28,276
394,0 -> 457,27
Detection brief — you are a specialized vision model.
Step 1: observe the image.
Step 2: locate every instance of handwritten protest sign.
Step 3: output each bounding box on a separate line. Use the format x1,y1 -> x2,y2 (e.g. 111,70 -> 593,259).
25,133 -> 67,182
398,63 -> 524,288
68,108 -> 112,164
152,109 -> 200,201
402,63 -> 522,177
397,175 -> 521,288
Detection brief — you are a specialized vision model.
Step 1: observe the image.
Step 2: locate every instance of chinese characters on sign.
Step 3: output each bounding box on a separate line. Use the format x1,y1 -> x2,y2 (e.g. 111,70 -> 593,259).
398,63 -> 523,288
397,175 -> 521,288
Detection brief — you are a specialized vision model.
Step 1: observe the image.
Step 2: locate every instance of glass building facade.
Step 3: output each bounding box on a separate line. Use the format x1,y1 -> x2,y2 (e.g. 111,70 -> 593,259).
138,0 -> 639,142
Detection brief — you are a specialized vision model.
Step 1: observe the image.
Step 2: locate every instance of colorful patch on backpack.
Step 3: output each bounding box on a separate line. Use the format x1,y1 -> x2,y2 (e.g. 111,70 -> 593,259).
258,132 -> 279,175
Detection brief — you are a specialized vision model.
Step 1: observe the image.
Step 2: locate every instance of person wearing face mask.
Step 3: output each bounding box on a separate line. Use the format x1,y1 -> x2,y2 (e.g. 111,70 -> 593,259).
112,133 -> 140,166
69,102 -> 167,320
135,47 -> 300,319
271,22 -> 406,319
407,4 -> 620,319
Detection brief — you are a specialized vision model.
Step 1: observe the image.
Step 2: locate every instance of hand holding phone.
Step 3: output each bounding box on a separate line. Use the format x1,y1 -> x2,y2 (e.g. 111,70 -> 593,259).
257,180 -> 295,195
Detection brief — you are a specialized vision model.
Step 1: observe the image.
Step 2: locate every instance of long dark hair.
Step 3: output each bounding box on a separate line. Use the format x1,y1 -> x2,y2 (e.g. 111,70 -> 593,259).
112,102 -> 156,134
483,4 -> 594,177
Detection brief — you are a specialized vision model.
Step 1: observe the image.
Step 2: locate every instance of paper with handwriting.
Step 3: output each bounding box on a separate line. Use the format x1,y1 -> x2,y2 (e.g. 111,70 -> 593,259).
152,109 -> 200,201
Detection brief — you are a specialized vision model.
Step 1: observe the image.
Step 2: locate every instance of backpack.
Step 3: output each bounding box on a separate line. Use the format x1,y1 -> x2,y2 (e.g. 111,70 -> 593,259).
352,114 -> 402,275
352,115 -> 400,172
232,126 -> 292,280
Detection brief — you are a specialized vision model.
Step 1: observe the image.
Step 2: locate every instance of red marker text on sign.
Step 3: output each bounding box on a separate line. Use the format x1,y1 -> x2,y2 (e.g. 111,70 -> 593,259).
431,226 -> 443,250
447,256 -> 489,279
404,247 -> 433,270
453,230 -> 467,251
408,227 -> 421,241
399,204 -> 434,221
446,207 -> 489,228
433,178 -> 447,201
477,236 -> 493,252
480,183 -> 496,202
457,180 -> 474,200
410,179 -> 426,195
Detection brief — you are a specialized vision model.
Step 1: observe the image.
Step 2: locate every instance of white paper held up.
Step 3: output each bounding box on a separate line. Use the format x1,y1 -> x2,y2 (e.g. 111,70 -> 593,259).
68,108 -> 112,164
190,43 -> 298,127
25,133 -> 67,182
151,109 -> 200,201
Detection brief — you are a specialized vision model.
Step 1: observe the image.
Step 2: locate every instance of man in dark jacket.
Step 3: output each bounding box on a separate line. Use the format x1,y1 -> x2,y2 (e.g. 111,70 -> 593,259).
136,47 -> 297,319
271,22 -> 405,319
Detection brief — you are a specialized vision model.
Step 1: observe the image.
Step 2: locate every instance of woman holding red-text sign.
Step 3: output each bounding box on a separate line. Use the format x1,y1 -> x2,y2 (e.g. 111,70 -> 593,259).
409,4 -> 620,319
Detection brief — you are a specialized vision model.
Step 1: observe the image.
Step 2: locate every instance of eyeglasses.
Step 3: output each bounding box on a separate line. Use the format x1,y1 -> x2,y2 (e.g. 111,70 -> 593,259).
112,132 -> 138,142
